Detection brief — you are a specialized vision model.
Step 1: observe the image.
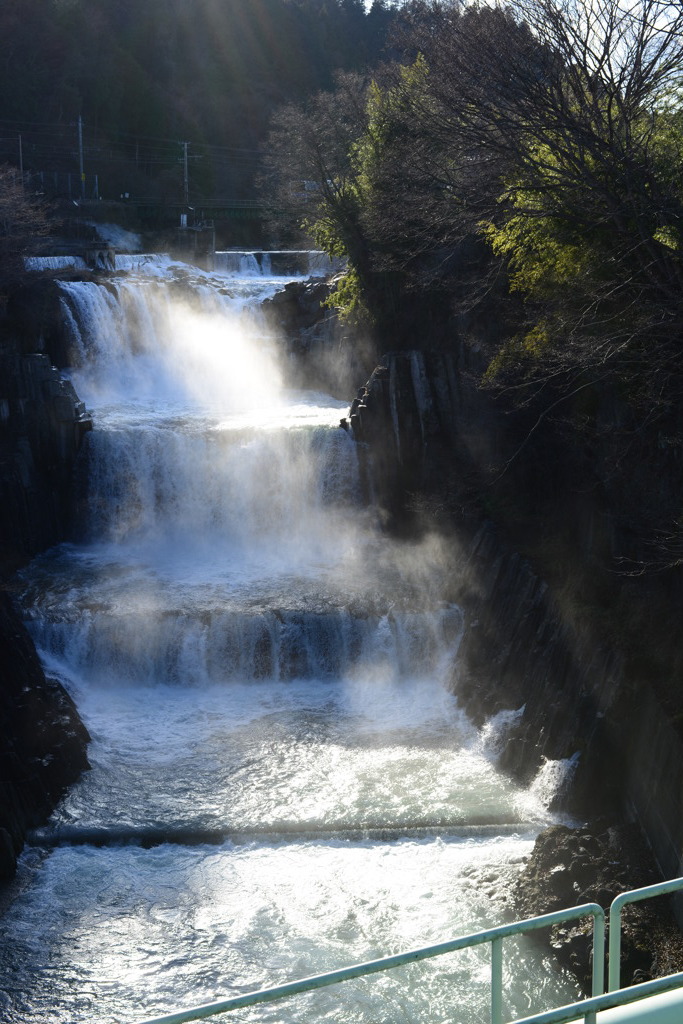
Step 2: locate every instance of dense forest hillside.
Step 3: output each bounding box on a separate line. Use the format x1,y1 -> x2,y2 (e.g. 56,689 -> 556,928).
0,0 -> 401,205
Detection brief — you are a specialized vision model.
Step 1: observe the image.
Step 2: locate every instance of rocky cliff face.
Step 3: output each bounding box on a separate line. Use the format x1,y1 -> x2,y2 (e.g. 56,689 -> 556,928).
0,284 -> 92,879
345,347 -> 683,885
1,281 -> 92,570
261,277 -> 377,399
0,593 -> 90,878
514,823 -> 683,991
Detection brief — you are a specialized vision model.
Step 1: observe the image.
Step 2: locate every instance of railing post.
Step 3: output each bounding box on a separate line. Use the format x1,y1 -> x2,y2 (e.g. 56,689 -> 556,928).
491,935 -> 504,1024
608,877 -> 683,992
591,911 -> 605,997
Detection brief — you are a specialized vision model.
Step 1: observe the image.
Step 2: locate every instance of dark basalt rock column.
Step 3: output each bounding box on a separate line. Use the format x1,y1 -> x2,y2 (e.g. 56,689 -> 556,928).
261,276 -> 376,398
0,592 -> 90,878
0,279 -> 94,878
346,347 -> 683,984
0,319 -> 92,568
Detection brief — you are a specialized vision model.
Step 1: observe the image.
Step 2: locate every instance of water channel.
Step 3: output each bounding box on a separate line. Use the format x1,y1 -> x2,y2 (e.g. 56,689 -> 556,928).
0,255 -> 579,1023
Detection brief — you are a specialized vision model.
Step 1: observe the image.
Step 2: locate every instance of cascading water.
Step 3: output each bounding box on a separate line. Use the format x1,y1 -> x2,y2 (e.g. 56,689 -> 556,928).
213,249 -> 338,277
0,256 -> 579,1023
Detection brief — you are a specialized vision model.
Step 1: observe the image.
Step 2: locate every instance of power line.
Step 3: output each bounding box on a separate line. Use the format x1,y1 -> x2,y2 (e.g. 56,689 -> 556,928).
0,117 -> 277,207
0,118 -> 267,157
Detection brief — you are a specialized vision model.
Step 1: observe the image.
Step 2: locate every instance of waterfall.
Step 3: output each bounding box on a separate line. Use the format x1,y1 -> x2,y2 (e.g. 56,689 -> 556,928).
213,249 -> 339,277
0,256 -> 580,1024
24,254 -> 88,271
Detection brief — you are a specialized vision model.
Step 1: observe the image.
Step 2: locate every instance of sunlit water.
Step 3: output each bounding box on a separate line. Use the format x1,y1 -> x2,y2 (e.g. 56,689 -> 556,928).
0,257 -> 579,1023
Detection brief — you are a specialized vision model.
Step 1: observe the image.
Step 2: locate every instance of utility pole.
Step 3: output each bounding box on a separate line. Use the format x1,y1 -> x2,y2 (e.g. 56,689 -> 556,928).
78,116 -> 85,200
183,141 -> 189,206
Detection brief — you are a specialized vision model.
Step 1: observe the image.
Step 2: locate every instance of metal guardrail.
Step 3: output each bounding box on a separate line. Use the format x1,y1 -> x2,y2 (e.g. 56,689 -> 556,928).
608,877 -> 683,991
514,971 -> 683,1023
135,903 -> 606,1024
132,877 -> 683,1024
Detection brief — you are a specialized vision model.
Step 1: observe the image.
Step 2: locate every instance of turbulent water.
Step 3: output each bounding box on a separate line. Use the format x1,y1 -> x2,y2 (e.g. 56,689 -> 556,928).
0,255 -> 579,1023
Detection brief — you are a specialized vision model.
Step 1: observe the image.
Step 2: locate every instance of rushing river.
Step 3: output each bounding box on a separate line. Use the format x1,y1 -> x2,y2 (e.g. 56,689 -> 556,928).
0,255 -> 579,1023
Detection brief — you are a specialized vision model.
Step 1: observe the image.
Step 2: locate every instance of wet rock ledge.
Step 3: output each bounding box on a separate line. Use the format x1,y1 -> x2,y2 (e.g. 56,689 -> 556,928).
0,291 -> 93,880
515,824 -> 683,993
0,592 -> 90,879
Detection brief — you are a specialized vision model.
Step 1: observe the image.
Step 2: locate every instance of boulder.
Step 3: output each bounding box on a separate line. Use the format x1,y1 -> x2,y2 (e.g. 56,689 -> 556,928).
514,823 -> 683,992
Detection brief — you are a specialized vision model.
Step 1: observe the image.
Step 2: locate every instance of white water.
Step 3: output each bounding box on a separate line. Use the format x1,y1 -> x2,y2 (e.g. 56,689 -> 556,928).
0,257 -> 579,1023
24,254 -> 88,271
213,249 -> 339,277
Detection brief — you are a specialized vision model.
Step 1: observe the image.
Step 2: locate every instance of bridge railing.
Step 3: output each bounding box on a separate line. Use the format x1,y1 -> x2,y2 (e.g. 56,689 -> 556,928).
514,971 -> 683,1024
607,877 -> 683,991
132,877 -> 683,1024
134,902 -> 606,1024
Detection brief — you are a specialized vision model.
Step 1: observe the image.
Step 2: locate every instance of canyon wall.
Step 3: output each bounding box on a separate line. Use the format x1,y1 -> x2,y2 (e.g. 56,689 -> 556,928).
1,277 -> 92,569
345,347 -> 683,881
0,284 -> 92,878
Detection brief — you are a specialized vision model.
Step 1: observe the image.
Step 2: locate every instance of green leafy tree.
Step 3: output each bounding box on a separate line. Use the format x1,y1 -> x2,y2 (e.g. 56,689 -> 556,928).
417,0 -> 683,390
262,71 -> 375,312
